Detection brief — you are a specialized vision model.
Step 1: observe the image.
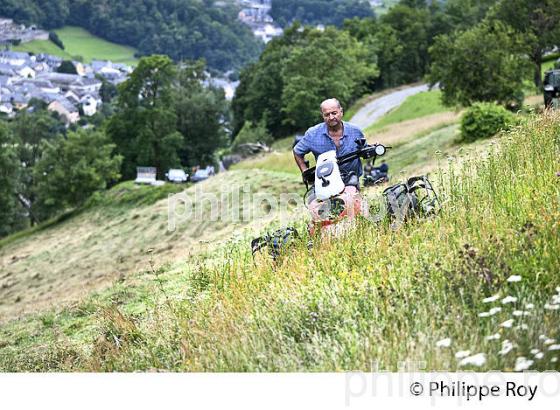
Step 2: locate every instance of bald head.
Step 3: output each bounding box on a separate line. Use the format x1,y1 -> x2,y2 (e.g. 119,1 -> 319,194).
320,98 -> 342,112
320,98 -> 343,130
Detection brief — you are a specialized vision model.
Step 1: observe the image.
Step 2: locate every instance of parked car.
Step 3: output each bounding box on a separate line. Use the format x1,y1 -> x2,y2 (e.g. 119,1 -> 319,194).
165,168 -> 188,183
190,166 -> 215,183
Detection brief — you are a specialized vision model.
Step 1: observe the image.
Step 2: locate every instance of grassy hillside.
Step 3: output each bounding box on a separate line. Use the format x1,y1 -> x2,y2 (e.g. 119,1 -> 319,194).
0,171 -> 301,323
1,110 -> 559,371
14,26 -> 138,65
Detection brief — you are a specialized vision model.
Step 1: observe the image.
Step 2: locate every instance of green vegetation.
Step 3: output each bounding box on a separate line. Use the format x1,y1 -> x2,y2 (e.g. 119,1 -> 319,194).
13,40 -> 73,59
55,26 -> 138,65
1,0 -> 262,71
365,90 -> 448,133
1,112 -> 558,371
232,24 -> 377,138
428,21 -> 531,108
15,26 -> 138,64
107,56 -> 228,181
460,103 -> 516,142
270,0 -> 373,27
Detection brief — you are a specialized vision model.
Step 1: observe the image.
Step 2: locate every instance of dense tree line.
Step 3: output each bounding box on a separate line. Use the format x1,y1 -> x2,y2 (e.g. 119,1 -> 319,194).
234,0 -> 560,139
270,0 -> 374,27
0,0 -> 262,71
232,24 -> 377,138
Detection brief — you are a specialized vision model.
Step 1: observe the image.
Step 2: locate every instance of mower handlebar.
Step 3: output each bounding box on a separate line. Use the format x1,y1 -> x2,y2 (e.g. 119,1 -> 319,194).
302,143 -> 391,186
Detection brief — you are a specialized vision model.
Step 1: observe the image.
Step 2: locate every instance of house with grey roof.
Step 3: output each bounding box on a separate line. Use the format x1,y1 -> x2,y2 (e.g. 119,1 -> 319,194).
0,51 -> 33,66
0,63 -> 15,76
48,97 -> 79,124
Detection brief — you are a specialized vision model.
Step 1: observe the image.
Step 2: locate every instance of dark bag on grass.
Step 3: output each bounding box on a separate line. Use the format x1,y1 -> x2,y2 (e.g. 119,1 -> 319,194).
383,175 -> 440,221
251,227 -> 299,260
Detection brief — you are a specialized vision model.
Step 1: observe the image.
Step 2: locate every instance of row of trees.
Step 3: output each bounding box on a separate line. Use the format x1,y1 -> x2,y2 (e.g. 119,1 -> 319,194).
0,56 -> 229,238
233,0 -> 560,140
0,0 -> 262,71
232,24 -> 378,138
270,0 -> 374,28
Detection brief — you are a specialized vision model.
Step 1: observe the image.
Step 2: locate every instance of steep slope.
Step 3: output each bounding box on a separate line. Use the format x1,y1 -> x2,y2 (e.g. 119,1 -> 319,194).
0,170 -> 302,322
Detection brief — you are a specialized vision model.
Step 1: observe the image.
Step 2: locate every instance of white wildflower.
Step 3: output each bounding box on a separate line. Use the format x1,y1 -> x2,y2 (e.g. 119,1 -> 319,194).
485,333 -> 501,341
478,311 -> 491,318
436,338 -> 452,348
530,349 -> 540,355
534,352 -> 544,360
552,357 -> 558,363
539,334 -> 548,341
543,338 -> 556,346
483,294 -> 500,303
499,340 -> 514,356
489,307 -> 502,315
556,287 -> 560,294
512,310 -> 530,317
500,319 -> 514,328
544,303 -> 560,310
551,295 -> 560,304
547,344 -> 560,351
502,296 -> 518,304
525,303 -> 534,310
516,324 -> 529,330
459,353 -> 486,367
455,350 -> 471,359
507,275 -> 522,283
515,357 -> 534,371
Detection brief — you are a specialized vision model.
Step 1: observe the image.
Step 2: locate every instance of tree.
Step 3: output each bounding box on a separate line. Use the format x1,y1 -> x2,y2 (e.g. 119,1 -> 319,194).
491,0 -> 560,88
174,63 -> 229,166
281,28 -> 378,129
32,129 -> 121,219
49,31 -> 65,50
0,123 -> 26,238
107,55 -> 184,179
427,21 -> 531,107
57,60 -> 78,74
232,25 -> 378,137
270,0 -> 374,27
10,109 -> 65,225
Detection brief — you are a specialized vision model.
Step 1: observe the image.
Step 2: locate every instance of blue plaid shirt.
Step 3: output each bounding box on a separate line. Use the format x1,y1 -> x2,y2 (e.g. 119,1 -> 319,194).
293,121 -> 365,177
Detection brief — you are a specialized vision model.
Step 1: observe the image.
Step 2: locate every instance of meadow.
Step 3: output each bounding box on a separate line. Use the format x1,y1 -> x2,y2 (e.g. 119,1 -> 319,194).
1,107 -> 558,371
14,26 -> 138,65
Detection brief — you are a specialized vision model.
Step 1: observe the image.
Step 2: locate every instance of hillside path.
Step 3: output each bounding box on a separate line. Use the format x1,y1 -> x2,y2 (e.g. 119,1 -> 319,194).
349,83 -> 430,129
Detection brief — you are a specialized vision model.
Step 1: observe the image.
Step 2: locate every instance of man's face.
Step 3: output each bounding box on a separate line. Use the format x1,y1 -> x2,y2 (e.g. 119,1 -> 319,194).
321,102 -> 343,128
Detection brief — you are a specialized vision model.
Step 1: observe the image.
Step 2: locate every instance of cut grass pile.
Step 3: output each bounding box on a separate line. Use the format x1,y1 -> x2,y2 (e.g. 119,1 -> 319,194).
1,111 -> 558,372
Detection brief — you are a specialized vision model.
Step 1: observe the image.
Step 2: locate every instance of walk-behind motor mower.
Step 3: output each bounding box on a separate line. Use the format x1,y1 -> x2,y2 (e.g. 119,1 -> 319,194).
251,138 -> 441,260
544,69 -> 560,109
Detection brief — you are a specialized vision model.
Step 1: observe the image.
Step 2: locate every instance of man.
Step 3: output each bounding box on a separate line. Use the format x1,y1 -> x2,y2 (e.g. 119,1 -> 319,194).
293,98 -> 365,184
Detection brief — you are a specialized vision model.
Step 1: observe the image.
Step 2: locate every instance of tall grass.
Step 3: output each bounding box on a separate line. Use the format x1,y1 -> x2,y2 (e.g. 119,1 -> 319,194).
1,112 -> 559,372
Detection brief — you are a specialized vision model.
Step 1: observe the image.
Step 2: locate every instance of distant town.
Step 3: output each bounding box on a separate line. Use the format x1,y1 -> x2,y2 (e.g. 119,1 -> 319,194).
0,18 -> 131,124
0,1 -> 383,123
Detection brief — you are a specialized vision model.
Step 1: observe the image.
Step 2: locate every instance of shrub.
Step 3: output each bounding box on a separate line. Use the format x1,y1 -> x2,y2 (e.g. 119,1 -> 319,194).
232,120 -> 273,149
48,32 -> 64,50
460,102 -> 515,142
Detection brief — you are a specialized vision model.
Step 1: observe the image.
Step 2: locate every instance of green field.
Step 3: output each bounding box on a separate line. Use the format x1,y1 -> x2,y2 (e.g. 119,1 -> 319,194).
365,90 -> 450,133
14,26 -> 138,65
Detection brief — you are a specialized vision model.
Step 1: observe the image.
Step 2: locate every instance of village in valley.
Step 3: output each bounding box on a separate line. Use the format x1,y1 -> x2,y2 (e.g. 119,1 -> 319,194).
0,18 -> 131,125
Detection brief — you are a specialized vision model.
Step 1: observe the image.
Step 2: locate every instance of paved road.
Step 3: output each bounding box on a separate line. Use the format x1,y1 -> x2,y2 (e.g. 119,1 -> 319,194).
349,83 -> 430,129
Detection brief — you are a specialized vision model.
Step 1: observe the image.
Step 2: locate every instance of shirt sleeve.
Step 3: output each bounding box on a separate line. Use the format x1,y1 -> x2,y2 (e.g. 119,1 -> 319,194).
293,130 -> 312,156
